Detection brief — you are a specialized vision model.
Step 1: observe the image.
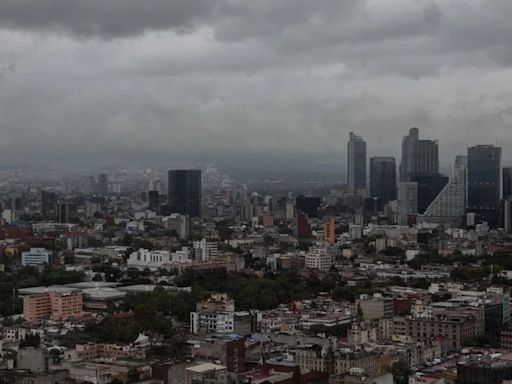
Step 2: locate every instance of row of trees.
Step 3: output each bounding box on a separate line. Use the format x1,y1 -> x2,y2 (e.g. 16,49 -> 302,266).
0,267 -> 85,317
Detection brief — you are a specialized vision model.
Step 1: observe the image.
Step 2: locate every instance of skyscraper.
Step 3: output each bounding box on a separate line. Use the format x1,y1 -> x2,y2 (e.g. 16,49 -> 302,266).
399,127 -> 446,213
398,182 -> 418,225
455,155 -> 468,168
503,167 -> 512,199
413,174 -> 449,214
370,157 -> 397,204
400,127 -> 439,182
148,190 -> 160,213
97,173 -> 108,195
295,195 -> 321,218
41,190 -> 57,219
347,132 -> 367,191
467,145 -> 501,227
168,169 -> 202,217
423,164 -> 467,226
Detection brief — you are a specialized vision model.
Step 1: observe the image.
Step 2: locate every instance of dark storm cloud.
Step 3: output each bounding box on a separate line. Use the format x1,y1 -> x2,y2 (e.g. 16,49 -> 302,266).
0,0 -> 217,38
0,0 -> 511,170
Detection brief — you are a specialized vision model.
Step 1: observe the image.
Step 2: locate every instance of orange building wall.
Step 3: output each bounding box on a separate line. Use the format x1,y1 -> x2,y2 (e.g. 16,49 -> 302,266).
23,292 -> 83,322
324,218 -> 336,244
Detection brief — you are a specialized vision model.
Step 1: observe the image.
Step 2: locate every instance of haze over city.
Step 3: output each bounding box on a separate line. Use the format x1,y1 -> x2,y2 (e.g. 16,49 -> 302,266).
0,0 -> 511,172
3,3 -> 512,384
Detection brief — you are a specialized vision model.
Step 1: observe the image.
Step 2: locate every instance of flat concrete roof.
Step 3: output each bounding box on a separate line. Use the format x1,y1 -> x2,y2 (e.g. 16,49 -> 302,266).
81,288 -> 127,301
18,286 -> 79,295
66,282 -> 119,289
186,363 -> 226,373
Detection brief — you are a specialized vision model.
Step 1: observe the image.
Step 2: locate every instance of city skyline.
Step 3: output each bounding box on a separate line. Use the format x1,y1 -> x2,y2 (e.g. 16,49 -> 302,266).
0,1 -> 511,170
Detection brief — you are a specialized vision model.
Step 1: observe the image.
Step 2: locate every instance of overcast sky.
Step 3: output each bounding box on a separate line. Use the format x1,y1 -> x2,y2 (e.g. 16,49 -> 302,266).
0,0 -> 511,172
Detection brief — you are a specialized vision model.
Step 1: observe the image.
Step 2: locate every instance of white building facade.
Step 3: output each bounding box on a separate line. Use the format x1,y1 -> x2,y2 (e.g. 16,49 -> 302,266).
21,248 -> 52,267
127,249 -> 170,271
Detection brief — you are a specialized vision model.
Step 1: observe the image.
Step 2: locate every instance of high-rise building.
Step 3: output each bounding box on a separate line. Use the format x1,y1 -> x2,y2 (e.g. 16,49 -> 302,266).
86,176 -> 97,194
503,197 -> 512,234
467,145 -> 501,227
456,155 -> 468,168
369,157 -> 397,204
295,195 -> 321,218
503,167 -> 512,199
168,169 -> 202,217
193,238 -> 219,261
400,127 -> 439,182
363,197 -> 382,217
97,173 -> 108,195
398,182 -> 418,225
423,164 -> 467,226
148,190 -> 160,213
296,211 -> 310,238
41,190 -> 57,218
324,218 -> 336,244
348,132 -> 367,191
57,201 -> 78,223
412,174 -> 449,214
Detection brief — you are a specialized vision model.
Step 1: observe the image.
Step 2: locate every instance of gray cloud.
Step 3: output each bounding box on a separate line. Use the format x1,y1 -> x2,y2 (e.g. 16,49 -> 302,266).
0,0 -> 511,172
0,0 -> 217,38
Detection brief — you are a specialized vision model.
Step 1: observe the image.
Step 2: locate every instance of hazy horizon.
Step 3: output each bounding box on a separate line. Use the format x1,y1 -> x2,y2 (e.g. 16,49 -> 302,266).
0,0 -> 511,170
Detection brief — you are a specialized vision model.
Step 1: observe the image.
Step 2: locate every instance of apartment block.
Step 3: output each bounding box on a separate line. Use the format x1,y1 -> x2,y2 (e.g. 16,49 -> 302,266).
23,291 -> 83,322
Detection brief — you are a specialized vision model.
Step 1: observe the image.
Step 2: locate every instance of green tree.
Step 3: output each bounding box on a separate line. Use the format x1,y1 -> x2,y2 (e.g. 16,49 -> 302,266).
391,359 -> 411,384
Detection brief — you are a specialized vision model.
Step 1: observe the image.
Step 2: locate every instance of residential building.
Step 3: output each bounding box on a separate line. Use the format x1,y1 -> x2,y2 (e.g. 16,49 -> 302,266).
305,247 -> 333,272
457,355 -> 512,384
296,211 -> 311,238
163,213 -> 190,239
190,294 -> 255,336
23,291 -> 83,322
193,238 -> 219,261
402,308 -> 484,350
356,294 -> 394,321
185,363 -> 227,384
324,218 -> 336,244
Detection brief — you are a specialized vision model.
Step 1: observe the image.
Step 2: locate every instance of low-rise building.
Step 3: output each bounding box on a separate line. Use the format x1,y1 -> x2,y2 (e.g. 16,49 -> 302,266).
127,249 -> 171,271
23,291 -> 83,322
21,248 -> 52,267
356,294 -> 394,321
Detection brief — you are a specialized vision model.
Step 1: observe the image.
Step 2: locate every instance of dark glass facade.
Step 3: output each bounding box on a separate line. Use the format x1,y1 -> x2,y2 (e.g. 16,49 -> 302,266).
369,156 -> 397,204
400,127 -> 439,182
168,169 -> 202,217
467,145 -> 501,227
503,167 -> 512,199
348,132 -> 367,191
97,173 -> 108,195
411,174 -> 449,214
295,195 -> 321,218
148,190 -> 160,213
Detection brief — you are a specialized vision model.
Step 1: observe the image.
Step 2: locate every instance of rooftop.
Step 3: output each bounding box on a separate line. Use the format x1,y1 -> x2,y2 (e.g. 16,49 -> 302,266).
186,363 -> 226,373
